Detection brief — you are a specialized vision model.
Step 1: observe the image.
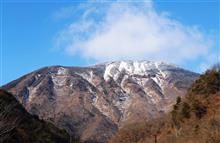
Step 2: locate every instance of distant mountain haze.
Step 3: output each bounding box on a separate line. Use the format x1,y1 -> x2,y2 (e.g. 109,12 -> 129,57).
2,60 -> 199,143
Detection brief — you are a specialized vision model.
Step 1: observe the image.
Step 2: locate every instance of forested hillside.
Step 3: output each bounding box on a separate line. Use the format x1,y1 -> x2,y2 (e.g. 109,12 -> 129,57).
0,90 -> 80,143
110,65 -> 220,143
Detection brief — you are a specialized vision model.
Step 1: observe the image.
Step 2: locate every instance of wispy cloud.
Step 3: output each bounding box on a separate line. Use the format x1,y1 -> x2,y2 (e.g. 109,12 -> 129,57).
54,1 -> 218,72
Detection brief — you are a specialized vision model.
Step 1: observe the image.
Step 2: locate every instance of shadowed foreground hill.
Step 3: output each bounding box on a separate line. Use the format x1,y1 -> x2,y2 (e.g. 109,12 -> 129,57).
0,89 -> 80,143
109,65 -> 220,143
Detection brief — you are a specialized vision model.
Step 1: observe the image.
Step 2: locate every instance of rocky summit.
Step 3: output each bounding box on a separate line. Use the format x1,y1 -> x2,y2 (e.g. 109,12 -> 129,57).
2,60 -> 199,143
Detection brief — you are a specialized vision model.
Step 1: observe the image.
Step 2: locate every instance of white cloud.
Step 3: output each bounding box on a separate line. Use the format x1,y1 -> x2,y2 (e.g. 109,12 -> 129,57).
54,1 -> 218,72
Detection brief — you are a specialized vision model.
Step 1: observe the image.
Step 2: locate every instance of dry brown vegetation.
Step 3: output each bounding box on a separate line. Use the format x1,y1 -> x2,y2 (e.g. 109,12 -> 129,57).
0,89 -> 81,143
109,65 -> 220,143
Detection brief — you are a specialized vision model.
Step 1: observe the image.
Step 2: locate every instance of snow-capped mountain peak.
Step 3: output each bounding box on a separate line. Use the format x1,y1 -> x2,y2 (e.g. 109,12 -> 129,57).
103,60 -> 176,81
3,60 -> 199,143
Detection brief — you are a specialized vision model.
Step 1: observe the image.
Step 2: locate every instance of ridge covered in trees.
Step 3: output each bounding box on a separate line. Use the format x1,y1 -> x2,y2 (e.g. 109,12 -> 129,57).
0,89 -> 80,143
109,64 -> 220,143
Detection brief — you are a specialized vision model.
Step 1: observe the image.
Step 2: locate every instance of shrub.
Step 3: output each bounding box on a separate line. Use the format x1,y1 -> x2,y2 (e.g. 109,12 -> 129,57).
176,96 -> 182,104
180,102 -> 191,119
191,100 -> 207,119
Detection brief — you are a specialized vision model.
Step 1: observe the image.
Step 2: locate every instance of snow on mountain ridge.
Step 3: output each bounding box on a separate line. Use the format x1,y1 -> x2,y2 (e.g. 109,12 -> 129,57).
103,60 -> 177,82
3,61 -> 199,143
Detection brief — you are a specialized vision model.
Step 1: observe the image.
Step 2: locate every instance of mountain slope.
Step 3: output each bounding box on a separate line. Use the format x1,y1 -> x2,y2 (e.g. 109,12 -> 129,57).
109,65 -> 220,143
2,60 -> 199,142
0,89 -> 80,143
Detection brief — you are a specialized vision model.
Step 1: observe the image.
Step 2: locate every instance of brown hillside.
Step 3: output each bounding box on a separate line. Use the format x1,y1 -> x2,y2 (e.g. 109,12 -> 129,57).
109,66 -> 220,143
0,89 -> 80,143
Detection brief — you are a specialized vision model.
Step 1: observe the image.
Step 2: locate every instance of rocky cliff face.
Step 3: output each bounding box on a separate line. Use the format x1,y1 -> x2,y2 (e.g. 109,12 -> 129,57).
2,61 -> 199,143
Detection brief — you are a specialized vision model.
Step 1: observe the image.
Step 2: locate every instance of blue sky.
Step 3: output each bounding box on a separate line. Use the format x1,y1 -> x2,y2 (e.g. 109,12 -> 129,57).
1,0 -> 219,85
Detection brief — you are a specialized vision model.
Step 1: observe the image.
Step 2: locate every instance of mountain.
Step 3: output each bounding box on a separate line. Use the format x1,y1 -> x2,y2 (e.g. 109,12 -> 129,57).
2,60 -> 199,142
0,89 -> 80,143
109,65 -> 220,143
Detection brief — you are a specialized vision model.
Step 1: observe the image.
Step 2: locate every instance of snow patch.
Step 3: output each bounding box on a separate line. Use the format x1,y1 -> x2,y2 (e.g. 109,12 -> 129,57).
91,95 -> 97,103
115,93 -> 131,112
155,62 -> 166,78
28,87 -> 37,102
57,67 -> 68,75
52,75 -> 66,86
104,61 -> 173,81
